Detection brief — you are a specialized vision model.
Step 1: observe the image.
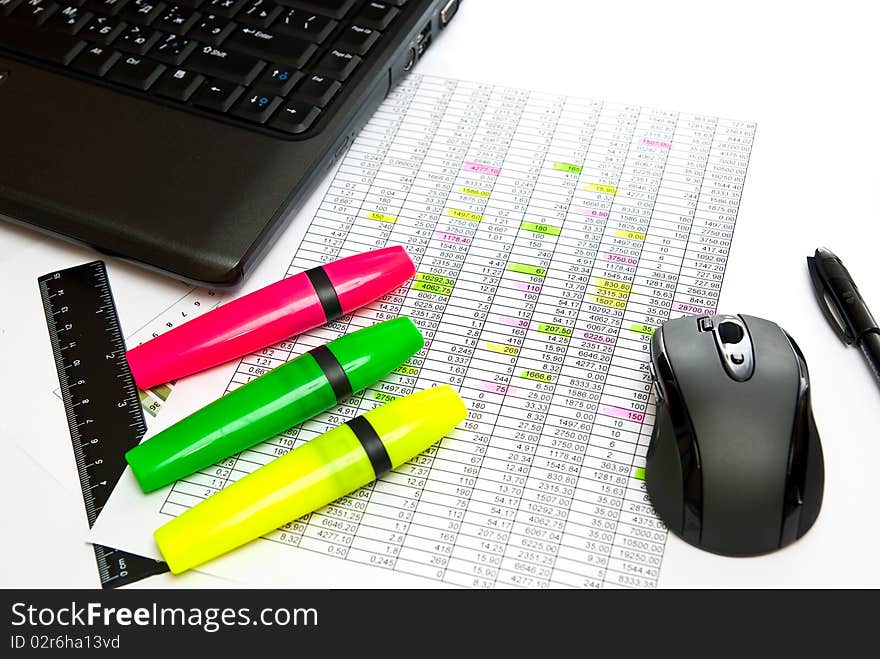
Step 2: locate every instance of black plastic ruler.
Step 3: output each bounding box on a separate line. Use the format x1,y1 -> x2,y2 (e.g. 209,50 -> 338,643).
38,261 -> 169,588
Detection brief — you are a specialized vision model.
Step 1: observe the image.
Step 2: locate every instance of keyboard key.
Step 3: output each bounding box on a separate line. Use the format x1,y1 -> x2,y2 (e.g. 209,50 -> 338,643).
82,15 -> 125,44
201,0 -> 241,17
192,77 -> 242,111
155,4 -> 198,33
313,48 -> 359,81
84,0 -> 127,16
151,33 -> 196,64
152,66 -> 203,100
71,43 -> 120,75
277,0 -> 353,20
335,23 -> 378,55
225,26 -> 315,68
44,4 -> 92,32
291,73 -> 339,107
275,7 -> 335,42
106,53 -> 165,89
0,0 -> 24,16
13,0 -> 59,25
230,91 -> 281,123
122,0 -> 164,25
189,13 -> 232,43
253,64 -> 301,95
268,99 -> 318,134
355,1 -> 397,30
185,43 -> 264,84
0,18 -> 85,63
237,0 -> 280,28
115,24 -> 160,54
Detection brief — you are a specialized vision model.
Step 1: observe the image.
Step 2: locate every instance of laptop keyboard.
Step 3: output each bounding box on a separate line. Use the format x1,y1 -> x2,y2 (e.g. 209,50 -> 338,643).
0,0 -> 408,134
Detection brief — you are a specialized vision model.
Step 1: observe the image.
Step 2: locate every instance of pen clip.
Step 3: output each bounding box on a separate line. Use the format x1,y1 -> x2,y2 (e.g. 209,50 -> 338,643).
807,255 -> 856,345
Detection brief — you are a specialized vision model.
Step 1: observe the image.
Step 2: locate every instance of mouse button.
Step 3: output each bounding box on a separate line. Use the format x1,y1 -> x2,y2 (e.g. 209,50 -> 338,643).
718,321 -> 744,344
712,315 -> 754,381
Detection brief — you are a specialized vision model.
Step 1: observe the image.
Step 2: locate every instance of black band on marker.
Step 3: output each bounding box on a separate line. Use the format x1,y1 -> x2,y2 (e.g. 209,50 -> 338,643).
305,266 -> 343,322
346,416 -> 392,478
309,344 -> 353,402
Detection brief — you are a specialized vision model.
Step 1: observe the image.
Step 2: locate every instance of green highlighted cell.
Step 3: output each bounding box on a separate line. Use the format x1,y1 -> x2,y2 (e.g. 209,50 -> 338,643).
415,272 -> 455,288
373,391 -> 398,403
630,323 -> 656,336
521,370 -> 554,383
507,263 -> 547,277
553,162 -> 582,174
537,323 -> 573,337
460,187 -> 491,198
520,220 -> 561,237
633,467 -> 646,481
413,281 -> 453,296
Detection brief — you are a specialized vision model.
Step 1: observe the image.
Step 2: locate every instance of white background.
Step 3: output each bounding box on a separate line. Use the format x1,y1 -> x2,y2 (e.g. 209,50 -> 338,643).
1,0 -> 879,587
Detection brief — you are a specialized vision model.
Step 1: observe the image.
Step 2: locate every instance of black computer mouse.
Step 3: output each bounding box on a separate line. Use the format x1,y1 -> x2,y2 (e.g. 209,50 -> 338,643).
646,314 -> 825,556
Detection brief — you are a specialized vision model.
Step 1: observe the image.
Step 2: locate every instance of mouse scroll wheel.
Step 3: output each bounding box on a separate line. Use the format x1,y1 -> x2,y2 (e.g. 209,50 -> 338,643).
718,321 -> 745,344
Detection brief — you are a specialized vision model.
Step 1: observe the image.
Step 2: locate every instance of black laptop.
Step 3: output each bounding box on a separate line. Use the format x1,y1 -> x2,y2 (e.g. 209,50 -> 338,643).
0,0 -> 460,286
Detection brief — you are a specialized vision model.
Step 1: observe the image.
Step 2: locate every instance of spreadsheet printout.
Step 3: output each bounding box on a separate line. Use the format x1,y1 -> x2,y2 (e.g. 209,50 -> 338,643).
91,74 -> 755,588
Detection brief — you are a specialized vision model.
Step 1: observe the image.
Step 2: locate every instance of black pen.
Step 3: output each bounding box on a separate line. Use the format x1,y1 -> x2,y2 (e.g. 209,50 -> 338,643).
807,247 -> 880,384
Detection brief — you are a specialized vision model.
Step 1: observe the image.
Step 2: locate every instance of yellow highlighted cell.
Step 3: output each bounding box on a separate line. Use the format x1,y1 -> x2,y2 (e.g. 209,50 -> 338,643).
594,278 -> 632,294
394,364 -> 419,376
486,342 -> 519,356
520,220 -> 561,237
591,295 -> 627,310
537,323 -> 573,337
459,187 -> 491,198
521,370 -> 553,383
447,208 -> 483,222
615,229 -> 646,241
584,183 -> 618,195
365,211 -> 397,224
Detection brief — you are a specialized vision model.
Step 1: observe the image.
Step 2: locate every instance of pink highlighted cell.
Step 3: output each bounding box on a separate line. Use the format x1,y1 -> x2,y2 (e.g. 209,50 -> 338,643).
573,207 -> 610,218
673,302 -> 714,315
476,381 -> 508,395
463,161 -> 501,177
640,137 -> 672,149
601,405 -> 645,423
512,281 -> 541,293
579,330 -> 616,345
603,251 -> 638,266
434,231 -> 471,245
494,315 -> 530,329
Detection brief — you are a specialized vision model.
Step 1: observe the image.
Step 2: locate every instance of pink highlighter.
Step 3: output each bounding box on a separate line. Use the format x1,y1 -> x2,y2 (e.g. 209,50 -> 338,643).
126,246 -> 415,390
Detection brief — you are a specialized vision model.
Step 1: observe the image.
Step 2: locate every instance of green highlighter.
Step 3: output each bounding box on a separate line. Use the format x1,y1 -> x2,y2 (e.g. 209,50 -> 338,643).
126,317 -> 424,492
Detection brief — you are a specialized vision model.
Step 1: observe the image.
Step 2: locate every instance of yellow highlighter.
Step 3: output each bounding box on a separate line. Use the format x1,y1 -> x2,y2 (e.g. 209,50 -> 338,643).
154,385 -> 467,574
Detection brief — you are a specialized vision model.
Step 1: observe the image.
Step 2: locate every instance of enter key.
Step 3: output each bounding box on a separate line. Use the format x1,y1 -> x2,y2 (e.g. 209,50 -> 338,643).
225,26 -> 317,69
